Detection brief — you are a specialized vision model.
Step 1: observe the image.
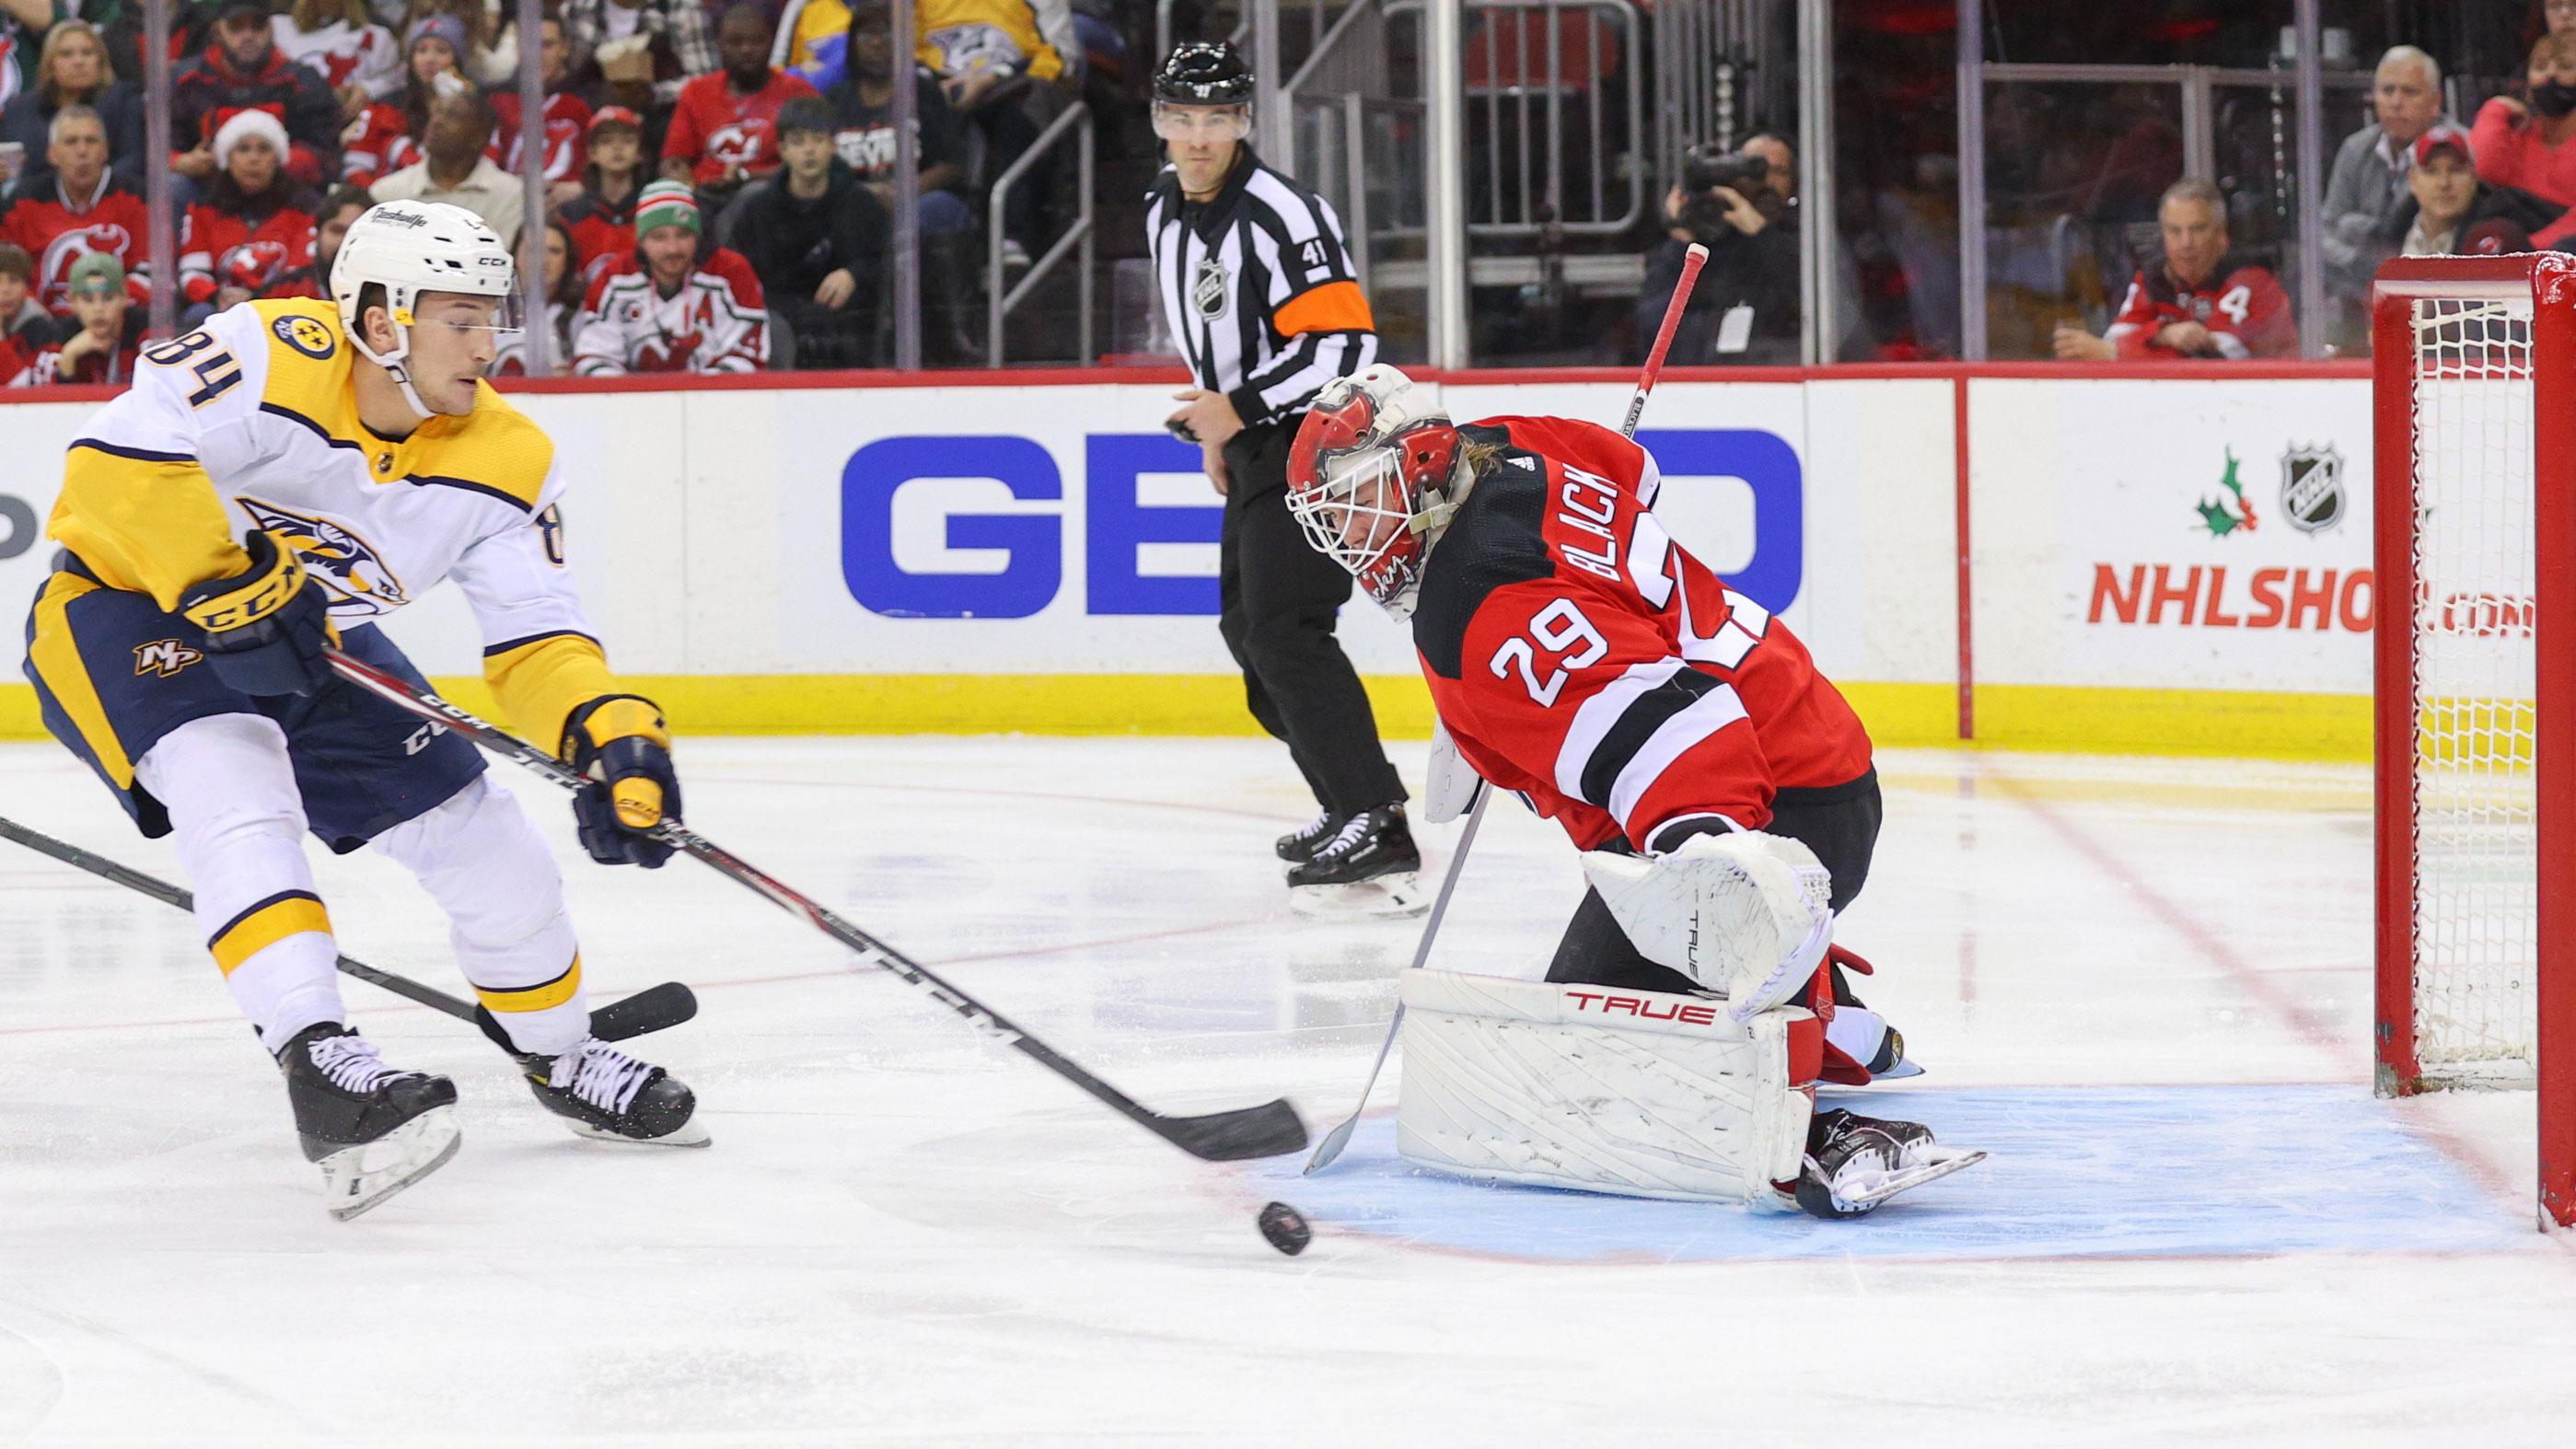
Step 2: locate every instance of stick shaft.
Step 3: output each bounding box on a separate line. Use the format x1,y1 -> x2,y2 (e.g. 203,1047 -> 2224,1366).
0,815 -> 478,1021
1619,241 -> 1709,439
319,646 -> 1300,1159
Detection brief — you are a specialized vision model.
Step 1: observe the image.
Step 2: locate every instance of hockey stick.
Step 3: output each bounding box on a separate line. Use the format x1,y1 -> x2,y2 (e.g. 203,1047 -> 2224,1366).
0,815 -> 698,1044
316,648 -> 1309,1163
1303,241 -> 1712,1176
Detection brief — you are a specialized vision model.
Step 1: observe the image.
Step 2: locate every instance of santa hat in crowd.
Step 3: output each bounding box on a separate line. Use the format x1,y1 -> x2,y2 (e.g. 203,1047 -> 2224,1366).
211,105 -> 290,166
634,180 -> 702,236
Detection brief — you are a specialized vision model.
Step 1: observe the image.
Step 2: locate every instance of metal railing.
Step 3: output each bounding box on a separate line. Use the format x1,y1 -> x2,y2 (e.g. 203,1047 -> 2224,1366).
987,101 -> 1096,367
1292,0 -> 1643,240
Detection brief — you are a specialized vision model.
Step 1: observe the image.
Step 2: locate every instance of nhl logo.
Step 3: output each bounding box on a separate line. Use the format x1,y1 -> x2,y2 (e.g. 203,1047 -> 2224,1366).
2280,444 -> 2346,535
1192,257 -> 1229,320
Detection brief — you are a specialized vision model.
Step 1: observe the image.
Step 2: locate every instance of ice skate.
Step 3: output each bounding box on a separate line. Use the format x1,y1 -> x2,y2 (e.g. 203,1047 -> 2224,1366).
277,1023 -> 462,1222
1275,808 -> 1343,864
1286,806 -> 1428,918
517,1036 -> 711,1147
1791,1107 -> 1982,1218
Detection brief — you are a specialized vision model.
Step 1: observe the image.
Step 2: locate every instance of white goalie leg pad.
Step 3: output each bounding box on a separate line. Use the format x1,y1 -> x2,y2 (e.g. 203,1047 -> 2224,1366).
1421,718 -> 1482,825
1579,830 -> 1834,1021
1395,970 -> 1816,1204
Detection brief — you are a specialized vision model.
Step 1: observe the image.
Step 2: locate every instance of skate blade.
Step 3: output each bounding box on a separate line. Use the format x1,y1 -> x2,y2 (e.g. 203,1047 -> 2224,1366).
1288,872 -> 1429,919
319,1106 -> 462,1222
1828,1147 -> 1986,1211
567,1116 -> 713,1148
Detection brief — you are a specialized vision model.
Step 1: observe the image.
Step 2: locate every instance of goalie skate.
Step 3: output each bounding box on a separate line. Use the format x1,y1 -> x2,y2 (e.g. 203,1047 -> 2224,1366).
1791,1108 -> 1983,1218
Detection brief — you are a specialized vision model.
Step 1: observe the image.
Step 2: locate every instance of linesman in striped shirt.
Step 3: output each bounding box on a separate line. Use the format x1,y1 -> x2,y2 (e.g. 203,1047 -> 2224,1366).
1146,41 -> 1421,917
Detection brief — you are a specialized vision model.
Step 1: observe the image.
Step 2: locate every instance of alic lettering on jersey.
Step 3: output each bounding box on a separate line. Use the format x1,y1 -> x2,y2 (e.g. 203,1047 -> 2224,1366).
1557,465 -> 1622,581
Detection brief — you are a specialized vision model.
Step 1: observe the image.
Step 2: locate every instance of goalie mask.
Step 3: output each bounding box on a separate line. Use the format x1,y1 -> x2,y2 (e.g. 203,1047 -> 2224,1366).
1286,365 -> 1462,620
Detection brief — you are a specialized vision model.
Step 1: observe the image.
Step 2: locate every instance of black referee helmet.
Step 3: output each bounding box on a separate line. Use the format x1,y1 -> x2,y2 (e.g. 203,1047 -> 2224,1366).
1153,41 -> 1254,106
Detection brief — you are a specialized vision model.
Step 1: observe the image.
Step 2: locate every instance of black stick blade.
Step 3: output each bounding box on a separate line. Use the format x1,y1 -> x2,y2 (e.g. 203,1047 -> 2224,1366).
591,981 -> 700,1042
1155,1098 -> 1310,1161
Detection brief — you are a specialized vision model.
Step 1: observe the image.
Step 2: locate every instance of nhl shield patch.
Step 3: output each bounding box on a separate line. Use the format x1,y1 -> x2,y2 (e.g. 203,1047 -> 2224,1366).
2279,444 -> 2346,535
1192,257 -> 1230,320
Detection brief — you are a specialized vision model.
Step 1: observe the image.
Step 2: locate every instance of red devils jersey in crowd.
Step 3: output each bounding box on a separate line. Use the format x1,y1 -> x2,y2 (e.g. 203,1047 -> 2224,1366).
1411,415 -> 1873,854
2106,250 -> 2297,360
338,102 -> 417,185
561,188 -> 640,284
661,68 -> 818,186
491,90 -> 594,184
570,245 -> 769,374
0,172 -> 153,312
179,200 -> 319,302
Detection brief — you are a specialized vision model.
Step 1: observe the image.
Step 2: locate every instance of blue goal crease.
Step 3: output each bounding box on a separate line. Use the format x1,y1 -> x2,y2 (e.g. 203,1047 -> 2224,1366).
1241,1085 -> 2543,1264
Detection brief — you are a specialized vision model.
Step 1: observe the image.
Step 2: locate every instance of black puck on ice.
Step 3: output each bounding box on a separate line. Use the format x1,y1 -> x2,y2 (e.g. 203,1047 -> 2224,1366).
1256,1200 -> 1312,1256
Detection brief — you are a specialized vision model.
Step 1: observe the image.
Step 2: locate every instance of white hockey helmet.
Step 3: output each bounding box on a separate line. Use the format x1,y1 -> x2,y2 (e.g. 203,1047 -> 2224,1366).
331,200 -> 518,410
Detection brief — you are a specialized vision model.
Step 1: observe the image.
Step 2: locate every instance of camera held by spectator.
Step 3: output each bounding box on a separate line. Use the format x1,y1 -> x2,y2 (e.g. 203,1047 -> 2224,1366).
1672,142 -> 1786,246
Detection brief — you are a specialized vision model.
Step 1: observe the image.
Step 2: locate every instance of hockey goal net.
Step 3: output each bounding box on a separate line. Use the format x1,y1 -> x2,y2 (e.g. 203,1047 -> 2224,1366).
2373,254 -> 2574,1229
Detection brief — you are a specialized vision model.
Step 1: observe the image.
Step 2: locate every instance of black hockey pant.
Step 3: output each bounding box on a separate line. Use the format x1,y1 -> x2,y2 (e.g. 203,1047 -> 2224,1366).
1545,769 -> 1883,993
1216,420 -> 1408,820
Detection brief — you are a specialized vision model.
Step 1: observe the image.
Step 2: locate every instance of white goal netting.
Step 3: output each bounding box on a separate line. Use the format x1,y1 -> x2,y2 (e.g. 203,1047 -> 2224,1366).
2402,293 -> 2540,1087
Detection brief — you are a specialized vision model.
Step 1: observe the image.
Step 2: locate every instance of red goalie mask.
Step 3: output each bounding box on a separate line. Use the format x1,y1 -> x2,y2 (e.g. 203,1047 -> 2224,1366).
1286,365 -> 1461,618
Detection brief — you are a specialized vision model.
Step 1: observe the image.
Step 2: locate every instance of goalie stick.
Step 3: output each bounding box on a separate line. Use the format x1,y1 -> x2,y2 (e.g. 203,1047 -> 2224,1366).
1304,241 -> 1712,1176
0,815 -> 698,1044
317,648 -> 1309,1163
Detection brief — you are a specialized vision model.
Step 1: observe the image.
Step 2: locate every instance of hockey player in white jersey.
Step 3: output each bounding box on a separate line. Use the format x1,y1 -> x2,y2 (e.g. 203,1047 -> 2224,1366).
22,200 -> 707,1220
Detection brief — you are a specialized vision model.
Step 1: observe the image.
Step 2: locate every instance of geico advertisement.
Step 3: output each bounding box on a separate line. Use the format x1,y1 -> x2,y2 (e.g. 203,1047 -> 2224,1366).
783,381 -> 1815,674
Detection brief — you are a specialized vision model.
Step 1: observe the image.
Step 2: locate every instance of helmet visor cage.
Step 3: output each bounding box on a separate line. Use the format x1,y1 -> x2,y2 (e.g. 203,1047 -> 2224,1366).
1291,442 -> 1421,608
1152,101 -> 1251,142
401,287 -> 525,338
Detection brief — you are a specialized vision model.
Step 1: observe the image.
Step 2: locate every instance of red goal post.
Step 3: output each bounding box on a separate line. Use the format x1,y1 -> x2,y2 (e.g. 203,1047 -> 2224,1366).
2372,254 -> 2576,1230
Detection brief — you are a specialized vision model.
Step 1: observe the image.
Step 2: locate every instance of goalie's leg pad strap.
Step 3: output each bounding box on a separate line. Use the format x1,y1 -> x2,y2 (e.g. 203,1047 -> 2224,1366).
1396,970 -> 1819,1204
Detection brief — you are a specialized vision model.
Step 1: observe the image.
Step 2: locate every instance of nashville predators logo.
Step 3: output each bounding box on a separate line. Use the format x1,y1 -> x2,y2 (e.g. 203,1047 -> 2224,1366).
273,313 -> 336,360
133,639 -> 203,678
237,497 -> 410,615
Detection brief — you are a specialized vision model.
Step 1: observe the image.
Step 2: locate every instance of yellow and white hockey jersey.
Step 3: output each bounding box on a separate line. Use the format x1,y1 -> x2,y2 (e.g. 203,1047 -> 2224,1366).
49,297 -> 626,752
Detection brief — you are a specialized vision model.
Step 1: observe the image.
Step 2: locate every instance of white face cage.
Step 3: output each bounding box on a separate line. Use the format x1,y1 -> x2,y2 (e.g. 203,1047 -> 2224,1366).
1288,444 -> 1424,614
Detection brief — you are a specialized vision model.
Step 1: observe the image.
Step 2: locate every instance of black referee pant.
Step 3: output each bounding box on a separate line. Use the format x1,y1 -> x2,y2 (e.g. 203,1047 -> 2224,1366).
1545,770 -> 1883,993
1217,419 -> 1408,819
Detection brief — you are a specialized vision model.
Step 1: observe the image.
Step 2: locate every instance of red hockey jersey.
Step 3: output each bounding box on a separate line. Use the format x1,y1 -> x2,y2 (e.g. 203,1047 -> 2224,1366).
1412,415 -> 1873,854
662,68 -> 818,187
2106,251 -> 2297,360
0,173 -> 153,313
491,90 -> 593,185
179,200 -> 318,302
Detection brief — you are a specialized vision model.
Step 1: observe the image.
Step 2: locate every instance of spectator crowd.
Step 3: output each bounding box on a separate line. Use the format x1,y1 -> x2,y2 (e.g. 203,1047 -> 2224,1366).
0,0 -> 1089,381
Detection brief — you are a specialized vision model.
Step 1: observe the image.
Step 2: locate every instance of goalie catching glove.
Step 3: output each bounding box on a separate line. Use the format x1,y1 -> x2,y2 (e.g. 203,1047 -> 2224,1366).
178,530 -> 340,698
563,695 -> 680,868
1578,829 -> 1834,1021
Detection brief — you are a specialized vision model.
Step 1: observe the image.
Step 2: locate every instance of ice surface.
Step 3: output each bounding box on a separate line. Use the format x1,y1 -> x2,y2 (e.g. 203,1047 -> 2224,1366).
2,737 -> 2572,1443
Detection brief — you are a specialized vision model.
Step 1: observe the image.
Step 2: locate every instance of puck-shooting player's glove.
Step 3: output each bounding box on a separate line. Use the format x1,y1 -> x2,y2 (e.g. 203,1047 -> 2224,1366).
178,530 -> 340,698
563,695 -> 680,868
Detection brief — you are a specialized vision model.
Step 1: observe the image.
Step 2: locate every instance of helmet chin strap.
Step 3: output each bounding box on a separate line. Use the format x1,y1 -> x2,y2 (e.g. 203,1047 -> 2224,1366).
350,313 -> 435,422
1407,455 -> 1479,545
